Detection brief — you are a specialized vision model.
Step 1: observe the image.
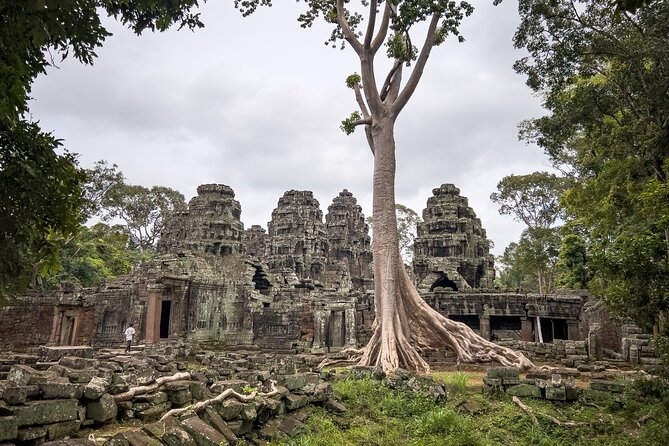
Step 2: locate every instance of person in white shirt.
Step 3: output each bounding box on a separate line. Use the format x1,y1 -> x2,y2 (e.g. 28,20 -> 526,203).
124,324 -> 135,353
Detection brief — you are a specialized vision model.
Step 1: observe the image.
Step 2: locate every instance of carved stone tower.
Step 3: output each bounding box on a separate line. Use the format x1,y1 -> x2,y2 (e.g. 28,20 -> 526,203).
412,184 -> 495,291
266,190 -> 328,282
158,184 -> 244,256
325,189 -> 373,290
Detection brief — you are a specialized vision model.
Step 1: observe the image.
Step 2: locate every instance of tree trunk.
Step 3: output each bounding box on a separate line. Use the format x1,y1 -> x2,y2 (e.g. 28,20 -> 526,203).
357,118 -> 534,373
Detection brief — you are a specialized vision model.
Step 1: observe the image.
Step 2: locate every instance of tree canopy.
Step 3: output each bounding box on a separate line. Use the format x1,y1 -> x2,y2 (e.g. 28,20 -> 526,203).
0,0 -> 205,296
514,0 -> 668,331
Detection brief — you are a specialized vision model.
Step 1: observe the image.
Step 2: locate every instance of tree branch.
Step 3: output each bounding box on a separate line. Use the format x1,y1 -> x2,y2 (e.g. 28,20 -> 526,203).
371,2 -> 391,54
363,0 -> 378,49
337,0 -> 362,55
381,60 -> 403,103
392,13 -> 441,115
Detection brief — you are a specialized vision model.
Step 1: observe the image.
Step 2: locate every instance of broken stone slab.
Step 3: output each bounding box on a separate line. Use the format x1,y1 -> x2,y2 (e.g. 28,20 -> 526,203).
136,402 -> 172,422
58,356 -> 98,370
65,367 -> 97,384
42,439 -> 95,445
86,393 -> 118,423
284,394 -> 309,411
143,416 -> 196,446
324,398 -> 347,414
181,415 -> 229,446
200,407 -> 238,444
39,346 -> 94,363
10,399 -> 79,427
258,418 -> 288,441
545,384 -> 567,401
277,415 -> 305,437
276,374 -> 307,391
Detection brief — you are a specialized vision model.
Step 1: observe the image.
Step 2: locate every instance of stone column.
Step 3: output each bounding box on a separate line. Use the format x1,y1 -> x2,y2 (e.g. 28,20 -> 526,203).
521,317 -> 533,342
567,320 -> 580,341
587,322 -> 601,360
480,307 -> 491,340
311,309 -> 327,353
145,289 -> 162,344
345,308 -> 357,347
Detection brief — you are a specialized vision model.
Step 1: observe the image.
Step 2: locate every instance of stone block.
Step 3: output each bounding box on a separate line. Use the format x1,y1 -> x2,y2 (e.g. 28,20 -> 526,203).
259,418 -> 287,441
285,394 -> 309,411
486,367 -> 520,385
11,399 -> 79,427
590,380 -> 625,393
201,407 -> 238,444
240,402 -> 257,421
58,356 -> 97,370
17,425 -> 46,441
216,399 -> 243,421
278,415 -> 305,437
86,394 -> 118,423
226,419 -> 253,436
545,385 -> 567,401
506,384 -> 542,399
189,382 -> 210,401
6,365 -> 38,387
180,416 -> 229,446
46,420 -> 80,440
209,380 -> 247,394
84,376 -> 110,400
40,382 -> 84,400
136,402 -> 172,422
2,386 -> 27,405
66,368 -> 97,384
166,388 -> 192,406
0,417 -> 18,441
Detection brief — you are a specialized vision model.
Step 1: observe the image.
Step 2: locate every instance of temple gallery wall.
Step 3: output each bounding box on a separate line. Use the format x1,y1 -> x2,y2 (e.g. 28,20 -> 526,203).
1,183 -> 653,366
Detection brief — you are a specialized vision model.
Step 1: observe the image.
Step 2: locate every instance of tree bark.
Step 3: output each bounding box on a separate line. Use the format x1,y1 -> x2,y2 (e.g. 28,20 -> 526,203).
356,117 -> 534,373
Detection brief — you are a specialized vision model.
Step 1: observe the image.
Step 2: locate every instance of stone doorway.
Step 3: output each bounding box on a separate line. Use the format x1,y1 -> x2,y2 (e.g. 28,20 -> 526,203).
160,301 -> 171,339
326,310 -> 346,349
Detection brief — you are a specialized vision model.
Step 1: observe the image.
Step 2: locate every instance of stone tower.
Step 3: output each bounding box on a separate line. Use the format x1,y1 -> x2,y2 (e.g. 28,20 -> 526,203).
412,184 -> 495,291
158,184 -> 244,256
243,225 -> 268,258
266,190 -> 328,282
325,190 -> 373,289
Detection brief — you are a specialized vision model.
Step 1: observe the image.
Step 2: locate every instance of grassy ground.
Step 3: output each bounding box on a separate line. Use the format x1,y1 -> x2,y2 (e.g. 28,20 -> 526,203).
269,371 -> 669,446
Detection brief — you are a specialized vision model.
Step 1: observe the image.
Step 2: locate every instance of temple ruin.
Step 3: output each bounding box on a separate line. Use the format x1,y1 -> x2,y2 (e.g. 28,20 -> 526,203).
0,183 -> 654,367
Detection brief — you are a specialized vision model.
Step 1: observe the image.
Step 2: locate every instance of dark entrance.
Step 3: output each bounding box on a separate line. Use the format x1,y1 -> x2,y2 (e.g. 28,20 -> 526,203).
539,318 -> 568,343
448,314 -> 480,330
430,273 -> 458,291
160,301 -> 171,339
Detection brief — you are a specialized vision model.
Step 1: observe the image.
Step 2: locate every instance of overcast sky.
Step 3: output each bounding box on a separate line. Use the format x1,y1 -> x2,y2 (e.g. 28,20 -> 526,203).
29,0 -> 553,256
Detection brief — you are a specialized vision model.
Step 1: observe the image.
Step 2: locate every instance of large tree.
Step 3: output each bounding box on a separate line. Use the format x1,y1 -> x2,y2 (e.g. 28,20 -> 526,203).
241,0 -> 532,372
514,0 -> 668,333
0,0 -> 205,296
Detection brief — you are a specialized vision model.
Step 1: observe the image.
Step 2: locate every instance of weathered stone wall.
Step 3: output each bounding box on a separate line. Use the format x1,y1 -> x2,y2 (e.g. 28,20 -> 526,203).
0,300 -> 55,352
413,184 -> 495,291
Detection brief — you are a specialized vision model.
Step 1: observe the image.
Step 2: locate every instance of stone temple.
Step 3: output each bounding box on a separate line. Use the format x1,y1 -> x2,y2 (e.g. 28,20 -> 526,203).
0,183 -> 653,367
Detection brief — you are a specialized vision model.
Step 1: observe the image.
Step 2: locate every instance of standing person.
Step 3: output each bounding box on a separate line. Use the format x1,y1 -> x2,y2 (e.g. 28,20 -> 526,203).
124,324 -> 135,353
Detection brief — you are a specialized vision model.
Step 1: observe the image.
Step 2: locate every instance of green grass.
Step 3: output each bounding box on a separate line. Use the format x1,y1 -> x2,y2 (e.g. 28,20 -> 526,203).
269,373 -> 669,446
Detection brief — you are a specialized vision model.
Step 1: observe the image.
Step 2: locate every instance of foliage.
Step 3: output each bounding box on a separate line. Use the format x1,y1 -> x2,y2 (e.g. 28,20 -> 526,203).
0,121 -> 86,296
269,375 -> 669,446
499,228 -> 561,294
82,160 -> 125,220
0,0 -> 205,297
43,223 -> 147,288
514,0 -> 668,332
490,172 -> 567,229
556,234 -> 589,289
103,183 -> 185,251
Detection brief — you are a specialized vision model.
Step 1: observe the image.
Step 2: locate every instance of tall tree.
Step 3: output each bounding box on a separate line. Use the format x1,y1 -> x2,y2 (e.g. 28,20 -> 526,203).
514,0 -> 668,333
490,172 -> 566,230
240,0 -> 532,372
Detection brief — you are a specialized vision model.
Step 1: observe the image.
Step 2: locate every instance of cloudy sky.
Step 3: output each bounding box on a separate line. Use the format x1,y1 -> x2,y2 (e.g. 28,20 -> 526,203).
29,0 -> 552,256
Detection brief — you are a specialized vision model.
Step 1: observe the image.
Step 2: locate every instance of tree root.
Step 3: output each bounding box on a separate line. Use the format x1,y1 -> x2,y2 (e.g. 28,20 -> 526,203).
512,396 -> 585,427
160,380 -> 279,421
317,348 -> 362,370
113,372 -> 192,402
